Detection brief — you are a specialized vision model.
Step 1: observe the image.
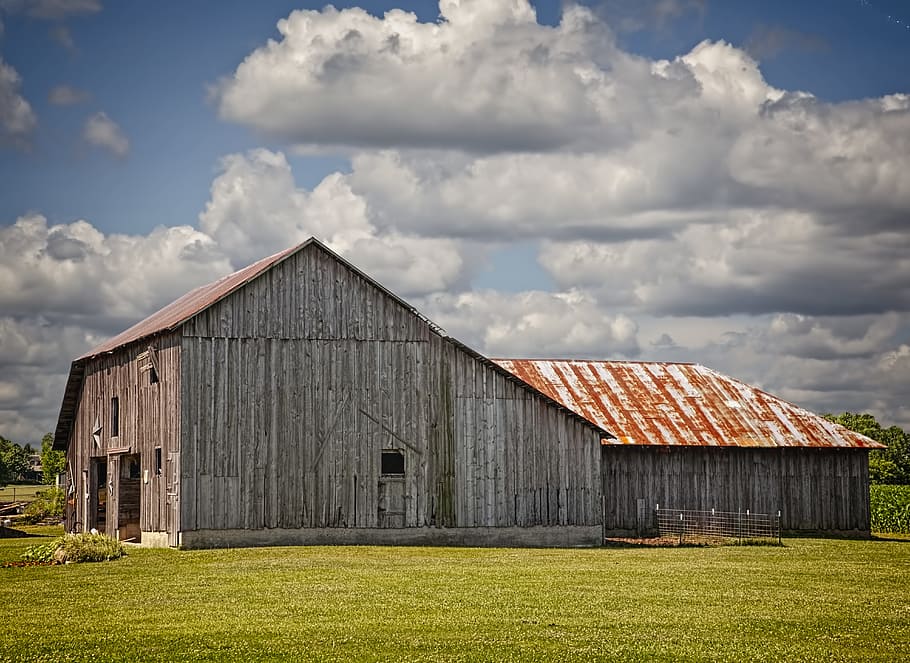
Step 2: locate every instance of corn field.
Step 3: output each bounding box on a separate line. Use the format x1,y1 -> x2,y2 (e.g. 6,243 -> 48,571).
870,485 -> 910,534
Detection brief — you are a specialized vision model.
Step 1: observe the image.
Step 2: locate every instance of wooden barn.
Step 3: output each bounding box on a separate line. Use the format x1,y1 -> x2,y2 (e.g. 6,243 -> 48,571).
53,239 -> 607,548
494,360 -> 883,536
54,238 -> 882,547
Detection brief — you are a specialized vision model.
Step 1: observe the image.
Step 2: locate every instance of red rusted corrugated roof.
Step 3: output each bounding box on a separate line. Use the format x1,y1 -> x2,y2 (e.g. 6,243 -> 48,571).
79,244 -> 299,360
493,359 -> 883,449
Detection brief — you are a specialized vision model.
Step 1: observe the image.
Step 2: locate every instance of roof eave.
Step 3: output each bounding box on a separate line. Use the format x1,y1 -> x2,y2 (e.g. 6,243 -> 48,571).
53,361 -> 85,451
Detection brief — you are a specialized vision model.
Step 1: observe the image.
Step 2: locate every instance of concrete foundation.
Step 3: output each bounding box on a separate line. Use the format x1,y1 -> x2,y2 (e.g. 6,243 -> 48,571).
139,531 -> 170,548
179,525 -> 603,549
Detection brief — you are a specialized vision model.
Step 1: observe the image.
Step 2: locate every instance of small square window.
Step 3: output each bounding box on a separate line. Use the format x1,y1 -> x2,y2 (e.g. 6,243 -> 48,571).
381,450 -> 405,476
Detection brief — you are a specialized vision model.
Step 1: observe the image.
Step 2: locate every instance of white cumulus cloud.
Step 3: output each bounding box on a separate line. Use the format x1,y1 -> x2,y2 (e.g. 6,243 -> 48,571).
82,111 -> 129,157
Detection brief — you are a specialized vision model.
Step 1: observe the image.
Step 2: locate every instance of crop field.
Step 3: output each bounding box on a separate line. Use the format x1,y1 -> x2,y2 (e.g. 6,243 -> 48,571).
1,527 -> 908,662
870,485 -> 910,534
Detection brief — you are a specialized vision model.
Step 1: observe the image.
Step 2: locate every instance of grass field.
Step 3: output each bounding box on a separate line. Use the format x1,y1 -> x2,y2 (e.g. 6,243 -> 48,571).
1,528 -> 908,662
0,484 -> 45,503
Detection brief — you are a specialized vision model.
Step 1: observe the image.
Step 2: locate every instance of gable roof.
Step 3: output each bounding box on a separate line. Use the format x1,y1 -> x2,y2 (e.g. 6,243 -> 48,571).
493,359 -> 884,449
54,238 -> 610,450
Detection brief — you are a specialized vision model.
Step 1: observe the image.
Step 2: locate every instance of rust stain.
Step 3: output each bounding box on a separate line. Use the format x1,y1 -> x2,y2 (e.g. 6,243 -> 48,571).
493,359 -> 884,450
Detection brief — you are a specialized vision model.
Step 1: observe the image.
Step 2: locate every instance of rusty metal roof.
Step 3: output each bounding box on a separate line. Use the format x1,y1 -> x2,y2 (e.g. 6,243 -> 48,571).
79,244 -> 299,360
493,359 -> 884,449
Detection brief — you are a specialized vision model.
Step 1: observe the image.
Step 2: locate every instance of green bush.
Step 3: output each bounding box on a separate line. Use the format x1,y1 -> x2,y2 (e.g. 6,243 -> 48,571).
60,532 -> 125,562
21,537 -> 64,563
870,485 -> 910,534
20,487 -> 65,524
20,532 -> 125,564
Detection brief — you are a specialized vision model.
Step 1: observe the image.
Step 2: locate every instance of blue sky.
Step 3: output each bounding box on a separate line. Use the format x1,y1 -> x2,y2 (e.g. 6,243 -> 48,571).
1,0 -> 909,442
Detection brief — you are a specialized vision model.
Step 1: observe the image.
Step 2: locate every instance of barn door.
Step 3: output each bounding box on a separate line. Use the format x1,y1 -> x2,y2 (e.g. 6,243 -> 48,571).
378,450 -> 406,528
165,453 -> 180,547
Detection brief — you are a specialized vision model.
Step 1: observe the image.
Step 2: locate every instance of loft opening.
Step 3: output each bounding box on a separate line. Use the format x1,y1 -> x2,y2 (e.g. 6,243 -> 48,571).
381,450 -> 405,476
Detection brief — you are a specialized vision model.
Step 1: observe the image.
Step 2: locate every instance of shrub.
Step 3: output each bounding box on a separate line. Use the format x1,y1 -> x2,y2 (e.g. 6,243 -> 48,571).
60,532 -> 125,562
870,485 -> 910,534
19,532 -> 125,564
21,537 -> 64,563
21,487 -> 65,524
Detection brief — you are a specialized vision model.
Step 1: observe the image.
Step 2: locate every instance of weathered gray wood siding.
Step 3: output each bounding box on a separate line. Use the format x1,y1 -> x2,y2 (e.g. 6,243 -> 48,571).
602,446 -> 871,534
65,332 -> 181,536
179,244 -> 602,535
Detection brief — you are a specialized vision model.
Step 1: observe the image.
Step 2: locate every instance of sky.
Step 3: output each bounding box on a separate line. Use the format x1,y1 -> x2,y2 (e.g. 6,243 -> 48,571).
1,0 -> 909,444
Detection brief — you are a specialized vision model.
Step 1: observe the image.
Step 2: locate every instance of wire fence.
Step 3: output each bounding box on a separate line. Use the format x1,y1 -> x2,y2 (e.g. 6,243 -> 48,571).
655,506 -> 782,545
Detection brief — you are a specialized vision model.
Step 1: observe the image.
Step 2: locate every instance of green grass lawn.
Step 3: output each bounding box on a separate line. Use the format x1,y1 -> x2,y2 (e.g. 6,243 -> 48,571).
1,529 -> 908,662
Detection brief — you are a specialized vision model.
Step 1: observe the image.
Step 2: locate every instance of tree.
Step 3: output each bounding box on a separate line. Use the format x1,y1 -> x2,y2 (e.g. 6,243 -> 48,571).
0,435 -> 29,486
824,412 -> 910,485
41,433 -> 66,485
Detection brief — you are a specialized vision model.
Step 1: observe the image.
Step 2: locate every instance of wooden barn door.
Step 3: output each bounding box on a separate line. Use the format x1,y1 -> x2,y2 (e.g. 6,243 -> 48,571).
378,450 -> 406,528
165,453 -> 180,547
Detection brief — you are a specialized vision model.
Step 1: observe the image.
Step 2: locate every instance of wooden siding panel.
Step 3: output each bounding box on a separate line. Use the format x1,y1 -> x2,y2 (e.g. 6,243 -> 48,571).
601,446 -> 871,533
65,331 -> 182,539
178,243 -> 603,538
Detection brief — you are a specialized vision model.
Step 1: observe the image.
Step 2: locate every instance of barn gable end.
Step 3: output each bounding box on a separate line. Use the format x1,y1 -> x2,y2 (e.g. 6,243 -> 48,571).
176,241 -> 606,547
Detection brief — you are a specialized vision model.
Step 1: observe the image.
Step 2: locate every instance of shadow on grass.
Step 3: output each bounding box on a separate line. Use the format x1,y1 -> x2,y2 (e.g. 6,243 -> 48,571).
602,536 -> 784,549
0,526 -> 41,539
870,533 -> 910,543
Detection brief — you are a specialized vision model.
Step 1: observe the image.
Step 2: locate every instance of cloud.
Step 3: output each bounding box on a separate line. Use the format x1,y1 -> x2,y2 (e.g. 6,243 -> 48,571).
420,289 -> 641,359
48,84 -> 90,105
0,57 -> 37,147
0,0 -> 100,20
0,214 -> 231,329
82,111 -> 128,157
596,0 -> 706,33
198,148 -> 471,297
215,1 -> 654,152
49,24 -> 76,52
537,209 -> 910,318
744,24 -> 829,60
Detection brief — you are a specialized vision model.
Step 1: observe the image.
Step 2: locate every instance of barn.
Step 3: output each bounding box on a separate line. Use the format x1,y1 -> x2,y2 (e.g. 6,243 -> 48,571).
53,238 -> 881,547
53,238 -> 607,548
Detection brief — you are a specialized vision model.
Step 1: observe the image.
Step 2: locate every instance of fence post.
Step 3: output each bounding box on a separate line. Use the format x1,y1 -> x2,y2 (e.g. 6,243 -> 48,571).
777,510 -> 782,545
679,513 -> 684,545
738,508 -> 742,545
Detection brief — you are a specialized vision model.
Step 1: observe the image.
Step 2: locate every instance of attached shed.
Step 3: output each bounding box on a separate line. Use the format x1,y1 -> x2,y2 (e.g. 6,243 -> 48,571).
54,239 -> 608,548
494,359 -> 883,535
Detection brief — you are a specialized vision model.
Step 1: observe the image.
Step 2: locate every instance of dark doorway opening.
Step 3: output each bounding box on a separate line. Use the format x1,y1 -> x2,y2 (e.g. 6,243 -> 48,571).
90,458 -> 107,532
119,454 -> 142,542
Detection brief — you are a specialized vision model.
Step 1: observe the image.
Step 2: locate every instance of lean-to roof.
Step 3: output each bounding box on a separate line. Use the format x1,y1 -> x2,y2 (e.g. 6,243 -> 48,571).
494,359 -> 883,449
